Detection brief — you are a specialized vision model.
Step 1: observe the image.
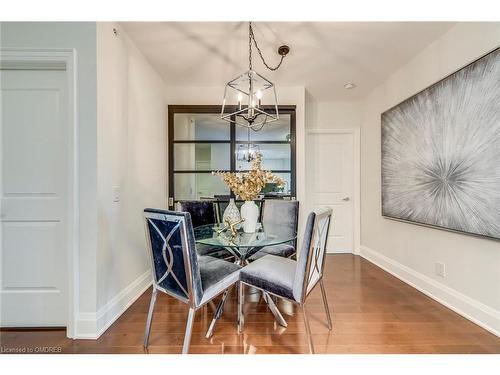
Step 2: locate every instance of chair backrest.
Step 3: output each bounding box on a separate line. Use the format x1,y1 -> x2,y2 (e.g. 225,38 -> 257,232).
261,200 -> 299,246
176,200 -> 217,228
292,207 -> 332,303
143,208 -> 203,307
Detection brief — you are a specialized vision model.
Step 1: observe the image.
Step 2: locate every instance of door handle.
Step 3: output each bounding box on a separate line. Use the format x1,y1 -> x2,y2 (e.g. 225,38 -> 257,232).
342,197 -> 350,202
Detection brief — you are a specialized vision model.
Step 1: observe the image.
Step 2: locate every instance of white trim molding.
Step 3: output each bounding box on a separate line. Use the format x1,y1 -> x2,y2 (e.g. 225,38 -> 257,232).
76,270 -> 152,339
306,128 -> 361,255
359,245 -> 500,337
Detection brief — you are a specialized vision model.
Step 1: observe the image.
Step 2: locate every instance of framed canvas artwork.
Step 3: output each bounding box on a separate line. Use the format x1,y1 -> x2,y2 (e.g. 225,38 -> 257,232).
381,47 -> 500,240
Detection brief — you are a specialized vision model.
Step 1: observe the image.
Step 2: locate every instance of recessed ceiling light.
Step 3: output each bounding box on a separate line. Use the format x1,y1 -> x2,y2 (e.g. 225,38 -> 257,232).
344,83 -> 357,90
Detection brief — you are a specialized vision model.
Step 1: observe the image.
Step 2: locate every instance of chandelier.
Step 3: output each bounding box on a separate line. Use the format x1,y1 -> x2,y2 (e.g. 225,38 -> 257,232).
221,22 -> 290,130
237,128 -> 261,162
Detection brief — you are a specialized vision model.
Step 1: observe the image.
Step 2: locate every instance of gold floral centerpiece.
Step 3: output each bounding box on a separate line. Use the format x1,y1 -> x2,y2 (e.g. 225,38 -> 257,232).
213,153 -> 284,233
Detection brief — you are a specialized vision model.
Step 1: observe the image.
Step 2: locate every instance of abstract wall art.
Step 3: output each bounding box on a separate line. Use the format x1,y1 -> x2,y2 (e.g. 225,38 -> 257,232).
381,47 -> 500,240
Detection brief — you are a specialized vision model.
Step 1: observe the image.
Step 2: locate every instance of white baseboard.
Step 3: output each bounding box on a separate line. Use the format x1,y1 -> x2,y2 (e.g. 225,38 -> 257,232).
359,245 -> 500,337
75,270 -> 152,339
327,249 -> 353,254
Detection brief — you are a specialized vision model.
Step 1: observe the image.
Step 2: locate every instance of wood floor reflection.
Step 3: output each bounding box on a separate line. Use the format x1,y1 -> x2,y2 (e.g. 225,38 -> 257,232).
1,255 -> 499,354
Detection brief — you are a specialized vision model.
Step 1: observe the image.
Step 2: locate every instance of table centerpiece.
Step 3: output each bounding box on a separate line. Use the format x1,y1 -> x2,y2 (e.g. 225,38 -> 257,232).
212,153 -> 284,233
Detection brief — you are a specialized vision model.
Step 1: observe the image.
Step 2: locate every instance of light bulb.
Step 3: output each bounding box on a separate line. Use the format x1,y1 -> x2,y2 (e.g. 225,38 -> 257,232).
237,93 -> 242,110
256,90 -> 262,108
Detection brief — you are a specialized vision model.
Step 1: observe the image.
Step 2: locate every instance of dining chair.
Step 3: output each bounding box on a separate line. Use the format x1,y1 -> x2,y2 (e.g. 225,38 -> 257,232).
238,207 -> 333,354
176,200 -> 217,227
177,200 -> 233,259
143,208 -> 241,354
248,199 -> 299,261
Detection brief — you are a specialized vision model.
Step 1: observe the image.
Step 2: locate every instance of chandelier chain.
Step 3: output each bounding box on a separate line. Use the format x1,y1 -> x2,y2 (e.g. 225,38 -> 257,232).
249,22 -> 285,72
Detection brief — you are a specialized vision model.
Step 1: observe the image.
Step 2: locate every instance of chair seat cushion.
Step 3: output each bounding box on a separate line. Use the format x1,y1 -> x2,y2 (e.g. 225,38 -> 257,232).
248,243 -> 295,261
240,254 -> 297,301
198,255 -> 240,306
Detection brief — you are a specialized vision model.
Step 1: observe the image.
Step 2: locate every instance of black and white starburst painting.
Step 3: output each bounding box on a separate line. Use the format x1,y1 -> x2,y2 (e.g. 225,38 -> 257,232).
381,47 -> 500,240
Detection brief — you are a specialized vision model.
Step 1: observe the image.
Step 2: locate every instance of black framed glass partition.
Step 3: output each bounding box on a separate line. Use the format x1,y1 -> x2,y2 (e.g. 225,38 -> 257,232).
168,105 -> 296,208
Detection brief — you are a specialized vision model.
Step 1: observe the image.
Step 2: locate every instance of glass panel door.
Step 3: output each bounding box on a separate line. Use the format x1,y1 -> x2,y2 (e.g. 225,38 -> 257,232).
168,106 -> 296,208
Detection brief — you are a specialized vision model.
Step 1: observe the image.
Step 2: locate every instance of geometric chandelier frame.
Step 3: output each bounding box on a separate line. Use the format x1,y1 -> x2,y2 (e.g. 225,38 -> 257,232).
221,21 -> 289,131
221,69 -> 279,130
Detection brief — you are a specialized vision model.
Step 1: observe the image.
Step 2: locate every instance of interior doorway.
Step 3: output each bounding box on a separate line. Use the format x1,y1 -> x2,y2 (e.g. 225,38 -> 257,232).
306,129 -> 360,253
0,49 -> 78,337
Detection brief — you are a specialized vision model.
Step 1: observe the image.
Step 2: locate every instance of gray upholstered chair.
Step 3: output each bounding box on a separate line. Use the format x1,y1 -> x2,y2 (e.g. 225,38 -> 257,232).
238,207 -> 333,354
177,200 -> 233,259
143,208 -> 240,354
248,200 -> 299,261
176,200 -> 217,227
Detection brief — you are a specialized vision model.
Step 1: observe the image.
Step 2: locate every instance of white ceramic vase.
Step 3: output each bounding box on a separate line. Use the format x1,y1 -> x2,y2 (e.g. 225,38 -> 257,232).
240,200 -> 259,233
222,198 -> 241,225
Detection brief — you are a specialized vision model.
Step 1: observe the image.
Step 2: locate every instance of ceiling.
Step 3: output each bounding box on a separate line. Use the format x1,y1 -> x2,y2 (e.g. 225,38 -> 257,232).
120,22 -> 455,101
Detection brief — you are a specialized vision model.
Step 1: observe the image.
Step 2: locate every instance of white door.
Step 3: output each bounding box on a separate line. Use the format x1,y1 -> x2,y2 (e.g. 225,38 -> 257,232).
306,131 -> 356,253
1,68 -> 68,327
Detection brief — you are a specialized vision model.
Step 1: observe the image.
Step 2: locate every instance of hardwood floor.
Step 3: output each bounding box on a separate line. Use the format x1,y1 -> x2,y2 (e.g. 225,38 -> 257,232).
1,254 -> 499,354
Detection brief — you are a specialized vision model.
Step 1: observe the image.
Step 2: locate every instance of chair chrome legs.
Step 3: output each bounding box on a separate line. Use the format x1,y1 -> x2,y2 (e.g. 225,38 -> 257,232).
238,282 -> 244,333
143,288 -> 158,348
263,292 -> 288,328
301,304 -> 314,354
182,307 -> 196,354
320,279 -> 332,330
206,288 -> 230,338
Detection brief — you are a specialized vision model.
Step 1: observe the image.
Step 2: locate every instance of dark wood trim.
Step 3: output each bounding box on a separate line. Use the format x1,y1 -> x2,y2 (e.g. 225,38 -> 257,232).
235,140 -> 292,144
229,116 -> 236,198
173,140 -> 231,144
0,327 -> 65,331
290,108 -> 297,199
168,105 -> 174,207
235,170 -> 292,174
172,170 -> 231,174
168,105 -> 297,206
172,170 -> 292,174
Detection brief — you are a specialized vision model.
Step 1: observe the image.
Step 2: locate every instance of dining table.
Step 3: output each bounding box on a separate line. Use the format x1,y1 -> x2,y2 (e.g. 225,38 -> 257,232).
193,222 -> 296,338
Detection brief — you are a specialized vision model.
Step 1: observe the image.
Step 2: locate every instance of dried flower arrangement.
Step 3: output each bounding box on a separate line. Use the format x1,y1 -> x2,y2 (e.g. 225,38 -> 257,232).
212,153 -> 285,201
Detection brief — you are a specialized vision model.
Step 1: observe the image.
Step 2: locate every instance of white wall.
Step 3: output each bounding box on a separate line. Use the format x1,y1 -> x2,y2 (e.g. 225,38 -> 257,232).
93,22 -> 168,337
305,96 -> 361,130
0,22 -> 99,334
359,22 -> 500,335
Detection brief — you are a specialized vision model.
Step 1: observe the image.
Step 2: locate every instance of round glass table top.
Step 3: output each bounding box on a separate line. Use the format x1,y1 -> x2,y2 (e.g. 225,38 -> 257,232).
194,223 -> 296,250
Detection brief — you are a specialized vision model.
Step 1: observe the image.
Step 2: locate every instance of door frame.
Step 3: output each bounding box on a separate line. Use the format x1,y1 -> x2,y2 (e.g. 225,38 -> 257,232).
167,105 -> 297,206
306,128 -> 360,254
0,48 -> 79,337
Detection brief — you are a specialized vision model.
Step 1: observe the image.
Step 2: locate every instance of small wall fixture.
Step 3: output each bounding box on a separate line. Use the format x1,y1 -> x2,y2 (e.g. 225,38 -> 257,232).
344,83 -> 357,90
